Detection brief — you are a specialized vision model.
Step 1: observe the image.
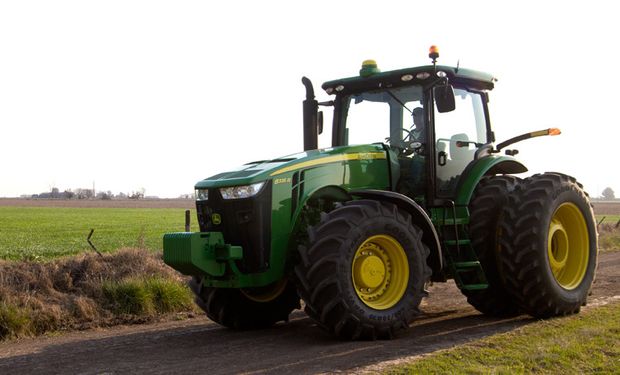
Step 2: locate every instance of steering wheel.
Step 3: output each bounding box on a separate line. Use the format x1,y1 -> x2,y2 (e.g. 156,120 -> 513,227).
385,128 -> 422,156
401,127 -> 414,143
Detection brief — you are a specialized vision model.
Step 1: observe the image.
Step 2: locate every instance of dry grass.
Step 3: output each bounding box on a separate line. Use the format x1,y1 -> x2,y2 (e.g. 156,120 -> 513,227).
0,248 -> 194,340
598,223 -> 620,251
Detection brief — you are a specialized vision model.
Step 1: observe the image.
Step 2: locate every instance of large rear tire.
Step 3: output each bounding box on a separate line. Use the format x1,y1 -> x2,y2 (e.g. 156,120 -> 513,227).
189,277 -> 300,329
462,175 -> 522,316
295,200 -> 431,340
498,173 -> 598,318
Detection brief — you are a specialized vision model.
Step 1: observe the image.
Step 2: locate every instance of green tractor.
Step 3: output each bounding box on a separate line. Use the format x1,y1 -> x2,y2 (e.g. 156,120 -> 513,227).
163,46 -> 597,339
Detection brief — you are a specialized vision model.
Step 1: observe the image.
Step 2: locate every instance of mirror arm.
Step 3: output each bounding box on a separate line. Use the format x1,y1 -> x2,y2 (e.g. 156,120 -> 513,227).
494,128 -> 562,153
422,77 -> 445,91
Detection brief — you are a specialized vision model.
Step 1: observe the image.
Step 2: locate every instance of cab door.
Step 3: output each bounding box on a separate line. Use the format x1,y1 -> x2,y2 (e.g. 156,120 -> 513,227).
433,88 -> 490,198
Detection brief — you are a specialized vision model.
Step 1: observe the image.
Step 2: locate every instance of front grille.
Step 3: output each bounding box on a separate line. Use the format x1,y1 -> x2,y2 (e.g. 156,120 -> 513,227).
196,181 -> 272,273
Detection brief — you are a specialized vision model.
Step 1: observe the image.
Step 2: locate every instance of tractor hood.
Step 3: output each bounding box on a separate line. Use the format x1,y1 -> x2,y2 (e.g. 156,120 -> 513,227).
195,144 -> 387,189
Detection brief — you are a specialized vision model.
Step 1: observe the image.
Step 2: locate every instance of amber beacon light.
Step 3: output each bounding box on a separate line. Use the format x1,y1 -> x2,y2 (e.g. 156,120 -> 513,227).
429,45 -> 439,60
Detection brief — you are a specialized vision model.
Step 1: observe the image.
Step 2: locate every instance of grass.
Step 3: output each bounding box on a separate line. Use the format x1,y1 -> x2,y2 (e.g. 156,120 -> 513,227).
145,277 -> 195,313
387,302 -> 620,374
0,207 -> 198,261
102,277 -> 193,315
0,303 -> 31,338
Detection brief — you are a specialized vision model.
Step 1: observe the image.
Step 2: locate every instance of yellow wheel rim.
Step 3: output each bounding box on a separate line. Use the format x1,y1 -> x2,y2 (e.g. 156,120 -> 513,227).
241,278 -> 288,303
547,203 -> 589,290
352,235 -> 409,310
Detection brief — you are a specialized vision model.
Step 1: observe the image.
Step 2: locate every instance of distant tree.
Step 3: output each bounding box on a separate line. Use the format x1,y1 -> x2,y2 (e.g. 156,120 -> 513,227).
63,189 -> 75,199
602,187 -> 616,200
75,188 -> 94,199
129,190 -> 144,200
97,191 -> 113,200
50,187 -> 60,199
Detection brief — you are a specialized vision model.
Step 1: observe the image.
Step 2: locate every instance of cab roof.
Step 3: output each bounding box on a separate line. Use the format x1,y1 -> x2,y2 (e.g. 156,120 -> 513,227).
321,65 -> 496,95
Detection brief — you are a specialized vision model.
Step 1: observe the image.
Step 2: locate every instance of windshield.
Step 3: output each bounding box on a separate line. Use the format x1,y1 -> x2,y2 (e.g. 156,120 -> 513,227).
340,85 -> 424,150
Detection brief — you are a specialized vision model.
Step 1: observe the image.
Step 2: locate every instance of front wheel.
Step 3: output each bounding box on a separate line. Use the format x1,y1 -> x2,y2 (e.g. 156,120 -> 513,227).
295,200 -> 431,340
189,277 -> 300,329
498,173 -> 598,318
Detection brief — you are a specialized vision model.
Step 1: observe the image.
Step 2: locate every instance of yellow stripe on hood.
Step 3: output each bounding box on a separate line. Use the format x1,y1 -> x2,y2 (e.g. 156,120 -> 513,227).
270,152 -> 386,176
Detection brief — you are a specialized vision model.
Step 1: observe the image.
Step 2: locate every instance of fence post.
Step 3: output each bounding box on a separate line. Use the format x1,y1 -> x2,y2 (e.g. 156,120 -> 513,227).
185,210 -> 191,232
87,229 -> 103,257
597,216 -> 606,229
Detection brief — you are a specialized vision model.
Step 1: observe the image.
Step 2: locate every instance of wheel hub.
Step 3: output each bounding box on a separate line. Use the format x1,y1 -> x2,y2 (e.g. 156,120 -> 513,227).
547,203 -> 589,290
351,235 -> 409,310
354,254 -> 386,289
548,219 -> 569,270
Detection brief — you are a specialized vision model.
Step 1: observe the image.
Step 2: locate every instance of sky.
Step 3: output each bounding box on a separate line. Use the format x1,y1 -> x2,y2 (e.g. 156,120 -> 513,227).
1,1 -> 619,198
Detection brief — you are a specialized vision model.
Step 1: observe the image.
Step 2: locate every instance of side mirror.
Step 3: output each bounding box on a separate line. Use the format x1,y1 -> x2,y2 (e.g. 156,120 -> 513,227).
434,84 -> 456,113
318,111 -> 324,135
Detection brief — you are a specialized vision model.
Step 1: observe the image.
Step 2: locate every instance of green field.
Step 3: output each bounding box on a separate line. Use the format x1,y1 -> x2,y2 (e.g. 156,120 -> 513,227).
0,207 -> 198,261
596,215 -> 620,225
1,208 -> 617,261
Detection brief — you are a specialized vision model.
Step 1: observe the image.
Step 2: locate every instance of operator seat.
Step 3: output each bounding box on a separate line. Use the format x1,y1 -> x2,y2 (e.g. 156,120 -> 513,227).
446,133 -> 475,176
449,133 -> 475,168
438,133 -> 475,193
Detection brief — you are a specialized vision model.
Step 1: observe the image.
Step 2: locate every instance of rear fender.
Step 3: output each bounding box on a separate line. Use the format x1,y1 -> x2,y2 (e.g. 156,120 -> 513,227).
455,156 -> 527,206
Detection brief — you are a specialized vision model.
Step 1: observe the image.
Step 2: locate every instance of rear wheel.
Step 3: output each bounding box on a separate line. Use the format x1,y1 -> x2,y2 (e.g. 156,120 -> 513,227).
498,173 -> 597,318
189,277 -> 300,329
462,175 -> 522,316
295,200 -> 431,340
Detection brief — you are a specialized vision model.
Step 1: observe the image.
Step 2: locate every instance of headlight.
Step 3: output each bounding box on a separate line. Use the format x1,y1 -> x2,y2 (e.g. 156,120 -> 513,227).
195,188 -> 209,201
219,181 -> 265,200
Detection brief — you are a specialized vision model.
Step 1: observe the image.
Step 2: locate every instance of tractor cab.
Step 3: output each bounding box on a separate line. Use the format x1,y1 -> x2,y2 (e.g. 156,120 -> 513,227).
309,47 -> 497,208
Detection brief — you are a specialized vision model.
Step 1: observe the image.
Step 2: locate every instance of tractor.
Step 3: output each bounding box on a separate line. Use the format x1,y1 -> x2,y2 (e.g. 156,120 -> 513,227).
163,46 -> 598,340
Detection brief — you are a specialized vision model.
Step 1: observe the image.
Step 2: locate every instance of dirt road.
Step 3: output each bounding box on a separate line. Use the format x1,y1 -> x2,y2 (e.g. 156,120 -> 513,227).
1,251 -> 618,375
